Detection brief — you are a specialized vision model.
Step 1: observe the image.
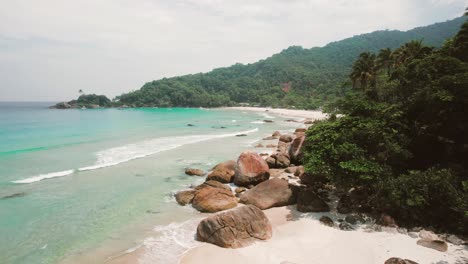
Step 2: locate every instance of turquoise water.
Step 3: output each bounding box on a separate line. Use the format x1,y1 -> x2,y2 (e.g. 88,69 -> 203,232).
0,102 -> 299,264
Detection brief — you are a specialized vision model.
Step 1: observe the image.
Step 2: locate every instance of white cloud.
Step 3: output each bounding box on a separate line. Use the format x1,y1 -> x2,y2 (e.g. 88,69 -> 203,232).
0,0 -> 466,101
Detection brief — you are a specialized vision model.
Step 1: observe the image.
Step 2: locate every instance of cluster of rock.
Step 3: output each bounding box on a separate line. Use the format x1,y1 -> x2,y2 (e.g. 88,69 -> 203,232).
174,124 -> 466,253
49,100 -> 102,109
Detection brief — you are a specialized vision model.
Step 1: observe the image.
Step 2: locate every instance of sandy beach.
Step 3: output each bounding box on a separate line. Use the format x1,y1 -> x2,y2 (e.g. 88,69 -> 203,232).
180,206 -> 468,264
222,107 -> 329,120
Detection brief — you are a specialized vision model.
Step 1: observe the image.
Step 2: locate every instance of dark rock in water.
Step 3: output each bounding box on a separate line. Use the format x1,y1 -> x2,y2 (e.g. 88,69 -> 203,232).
263,120 -> 274,123
187,124 -> 195,127
239,178 -> 297,210
339,222 -> 354,231
285,119 -> 299,122
146,210 -> 161,214
233,152 -> 270,187
196,205 -> 272,248
319,216 -> 334,227
1,192 -> 26,199
385,258 -> 419,264
416,239 -> 448,252
296,187 -> 330,212
184,168 -> 205,176
175,190 -> 196,205
236,134 -> 247,137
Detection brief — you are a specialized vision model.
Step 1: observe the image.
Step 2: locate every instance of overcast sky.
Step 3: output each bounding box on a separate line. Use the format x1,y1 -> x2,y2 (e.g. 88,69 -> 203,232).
0,0 -> 466,101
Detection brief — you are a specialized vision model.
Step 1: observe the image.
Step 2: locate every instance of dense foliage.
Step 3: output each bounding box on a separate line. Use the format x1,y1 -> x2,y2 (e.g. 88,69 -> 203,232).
76,94 -> 111,107
115,17 -> 465,109
303,16 -> 468,234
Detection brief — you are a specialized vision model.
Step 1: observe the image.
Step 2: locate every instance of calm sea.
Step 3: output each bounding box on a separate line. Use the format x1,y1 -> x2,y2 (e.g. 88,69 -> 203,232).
0,102 -> 300,264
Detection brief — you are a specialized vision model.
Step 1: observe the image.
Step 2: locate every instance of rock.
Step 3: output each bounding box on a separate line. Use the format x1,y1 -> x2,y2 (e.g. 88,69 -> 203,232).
319,216 -> 334,227
384,258 -> 419,264
445,234 -> 464,245
263,136 -> 277,140
294,166 -> 305,177
269,169 -> 286,178
294,128 -> 307,133
236,134 -> 247,137
266,156 -> 276,168
192,185 -> 237,213
337,194 -> 352,214
195,180 -> 231,192
296,187 -> 330,212
266,144 -> 277,148
339,222 -> 354,231
206,166 -> 235,183
240,178 -> 297,210
419,230 -> 439,240
275,153 -> 290,168
284,166 -> 298,174
288,135 -> 305,165
175,190 -> 196,205
187,123 -> 194,127
233,152 -> 270,187
212,160 -> 236,171
255,143 -> 264,148
416,239 -> 448,252
51,102 -> 72,109
379,214 -> 398,227
408,232 -> 419,238
259,153 -> 269,157
1,192 -> 26,199
345,215 -> 358,225
263,120 -> 274,123
196,205 -> 272,248
272,131 -> 281,137
235,187 -> 247,194
279,135 -> 293,143
185,168 -> 205,176
285,119 -> 298,123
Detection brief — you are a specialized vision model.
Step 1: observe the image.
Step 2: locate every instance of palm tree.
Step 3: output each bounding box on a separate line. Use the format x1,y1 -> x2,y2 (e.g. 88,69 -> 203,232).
392,40 -> 432,66
78,89 -> 84,95
376,48 -> 393,75
350,52 -> 377,91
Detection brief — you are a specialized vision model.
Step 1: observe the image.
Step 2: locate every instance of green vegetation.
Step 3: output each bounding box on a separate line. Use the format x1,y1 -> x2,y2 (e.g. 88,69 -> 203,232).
76,94 -> 111,107
115,17 -> 465,108
303,16 -> 468,234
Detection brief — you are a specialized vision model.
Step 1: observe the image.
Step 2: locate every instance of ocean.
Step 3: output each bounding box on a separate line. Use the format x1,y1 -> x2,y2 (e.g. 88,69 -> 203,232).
0,102 -> 302,264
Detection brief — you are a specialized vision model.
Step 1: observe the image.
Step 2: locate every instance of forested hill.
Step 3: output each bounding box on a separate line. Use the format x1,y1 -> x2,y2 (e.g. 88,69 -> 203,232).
116,16 -> 466,109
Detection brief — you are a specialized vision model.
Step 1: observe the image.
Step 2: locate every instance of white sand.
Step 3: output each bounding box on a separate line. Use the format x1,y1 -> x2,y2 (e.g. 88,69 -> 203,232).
181,206 -> 468,264
223,107 -> 328,120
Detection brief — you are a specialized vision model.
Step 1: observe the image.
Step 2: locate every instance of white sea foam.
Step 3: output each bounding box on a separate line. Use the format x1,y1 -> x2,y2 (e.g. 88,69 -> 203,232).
261,112 -> 276,119
13,128 -> 258,184
139,219 -> 202,264
12,170 -> 74,184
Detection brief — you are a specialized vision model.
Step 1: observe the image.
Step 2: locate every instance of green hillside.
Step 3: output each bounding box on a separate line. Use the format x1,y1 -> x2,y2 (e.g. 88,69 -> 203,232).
116,16 -> 466,109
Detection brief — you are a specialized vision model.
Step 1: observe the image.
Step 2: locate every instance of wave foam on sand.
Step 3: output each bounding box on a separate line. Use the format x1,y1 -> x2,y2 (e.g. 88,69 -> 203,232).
13,128 -> 258,184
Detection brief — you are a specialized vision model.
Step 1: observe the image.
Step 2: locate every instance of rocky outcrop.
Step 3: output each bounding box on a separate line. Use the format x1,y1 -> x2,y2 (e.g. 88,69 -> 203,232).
196,205 -> 272,248
385,258 -> 418,264
212,160 -> 236,171
175,190 -> 196,205
319,216 -> 334,227
189,180 -> 237,213
233,152 -> 270,187
288,135 -> 305,165
239,178 -> 297,210
296,187 -> 330,212
185,168 -> 205,176
206,161 -> 236,183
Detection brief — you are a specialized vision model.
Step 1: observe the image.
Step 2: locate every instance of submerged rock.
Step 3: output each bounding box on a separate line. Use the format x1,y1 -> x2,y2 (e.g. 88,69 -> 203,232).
233,152 -> 270,187
240,178 -> 297,210
1,192 -> 26,200
196,205 -> 272,248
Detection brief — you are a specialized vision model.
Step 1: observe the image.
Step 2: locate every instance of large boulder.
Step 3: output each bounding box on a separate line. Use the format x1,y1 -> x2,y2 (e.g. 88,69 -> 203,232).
175,190 -> 196,205
289,135 -> 305,165
192,181 -> 237,213
294,128 -> 307,133
185,168 -> 205,176
212,160 -> 236,171
240,178 -> 297,210
297,187 -> 330,212
385,258 -> 418,264
196,205 -> 272,248
234,152 -> 270,187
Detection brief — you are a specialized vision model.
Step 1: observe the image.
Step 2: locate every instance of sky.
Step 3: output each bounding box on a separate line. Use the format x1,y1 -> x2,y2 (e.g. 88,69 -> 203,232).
0,0 -> 467,102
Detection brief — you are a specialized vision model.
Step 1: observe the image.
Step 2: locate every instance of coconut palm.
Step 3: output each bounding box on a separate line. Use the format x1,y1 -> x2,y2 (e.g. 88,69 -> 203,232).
376,48 -> 393,75
350,52 -> 377,91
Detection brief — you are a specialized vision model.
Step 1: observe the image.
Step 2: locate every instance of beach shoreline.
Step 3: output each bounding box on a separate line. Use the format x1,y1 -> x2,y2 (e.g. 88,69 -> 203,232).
221,106 -> 329,120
